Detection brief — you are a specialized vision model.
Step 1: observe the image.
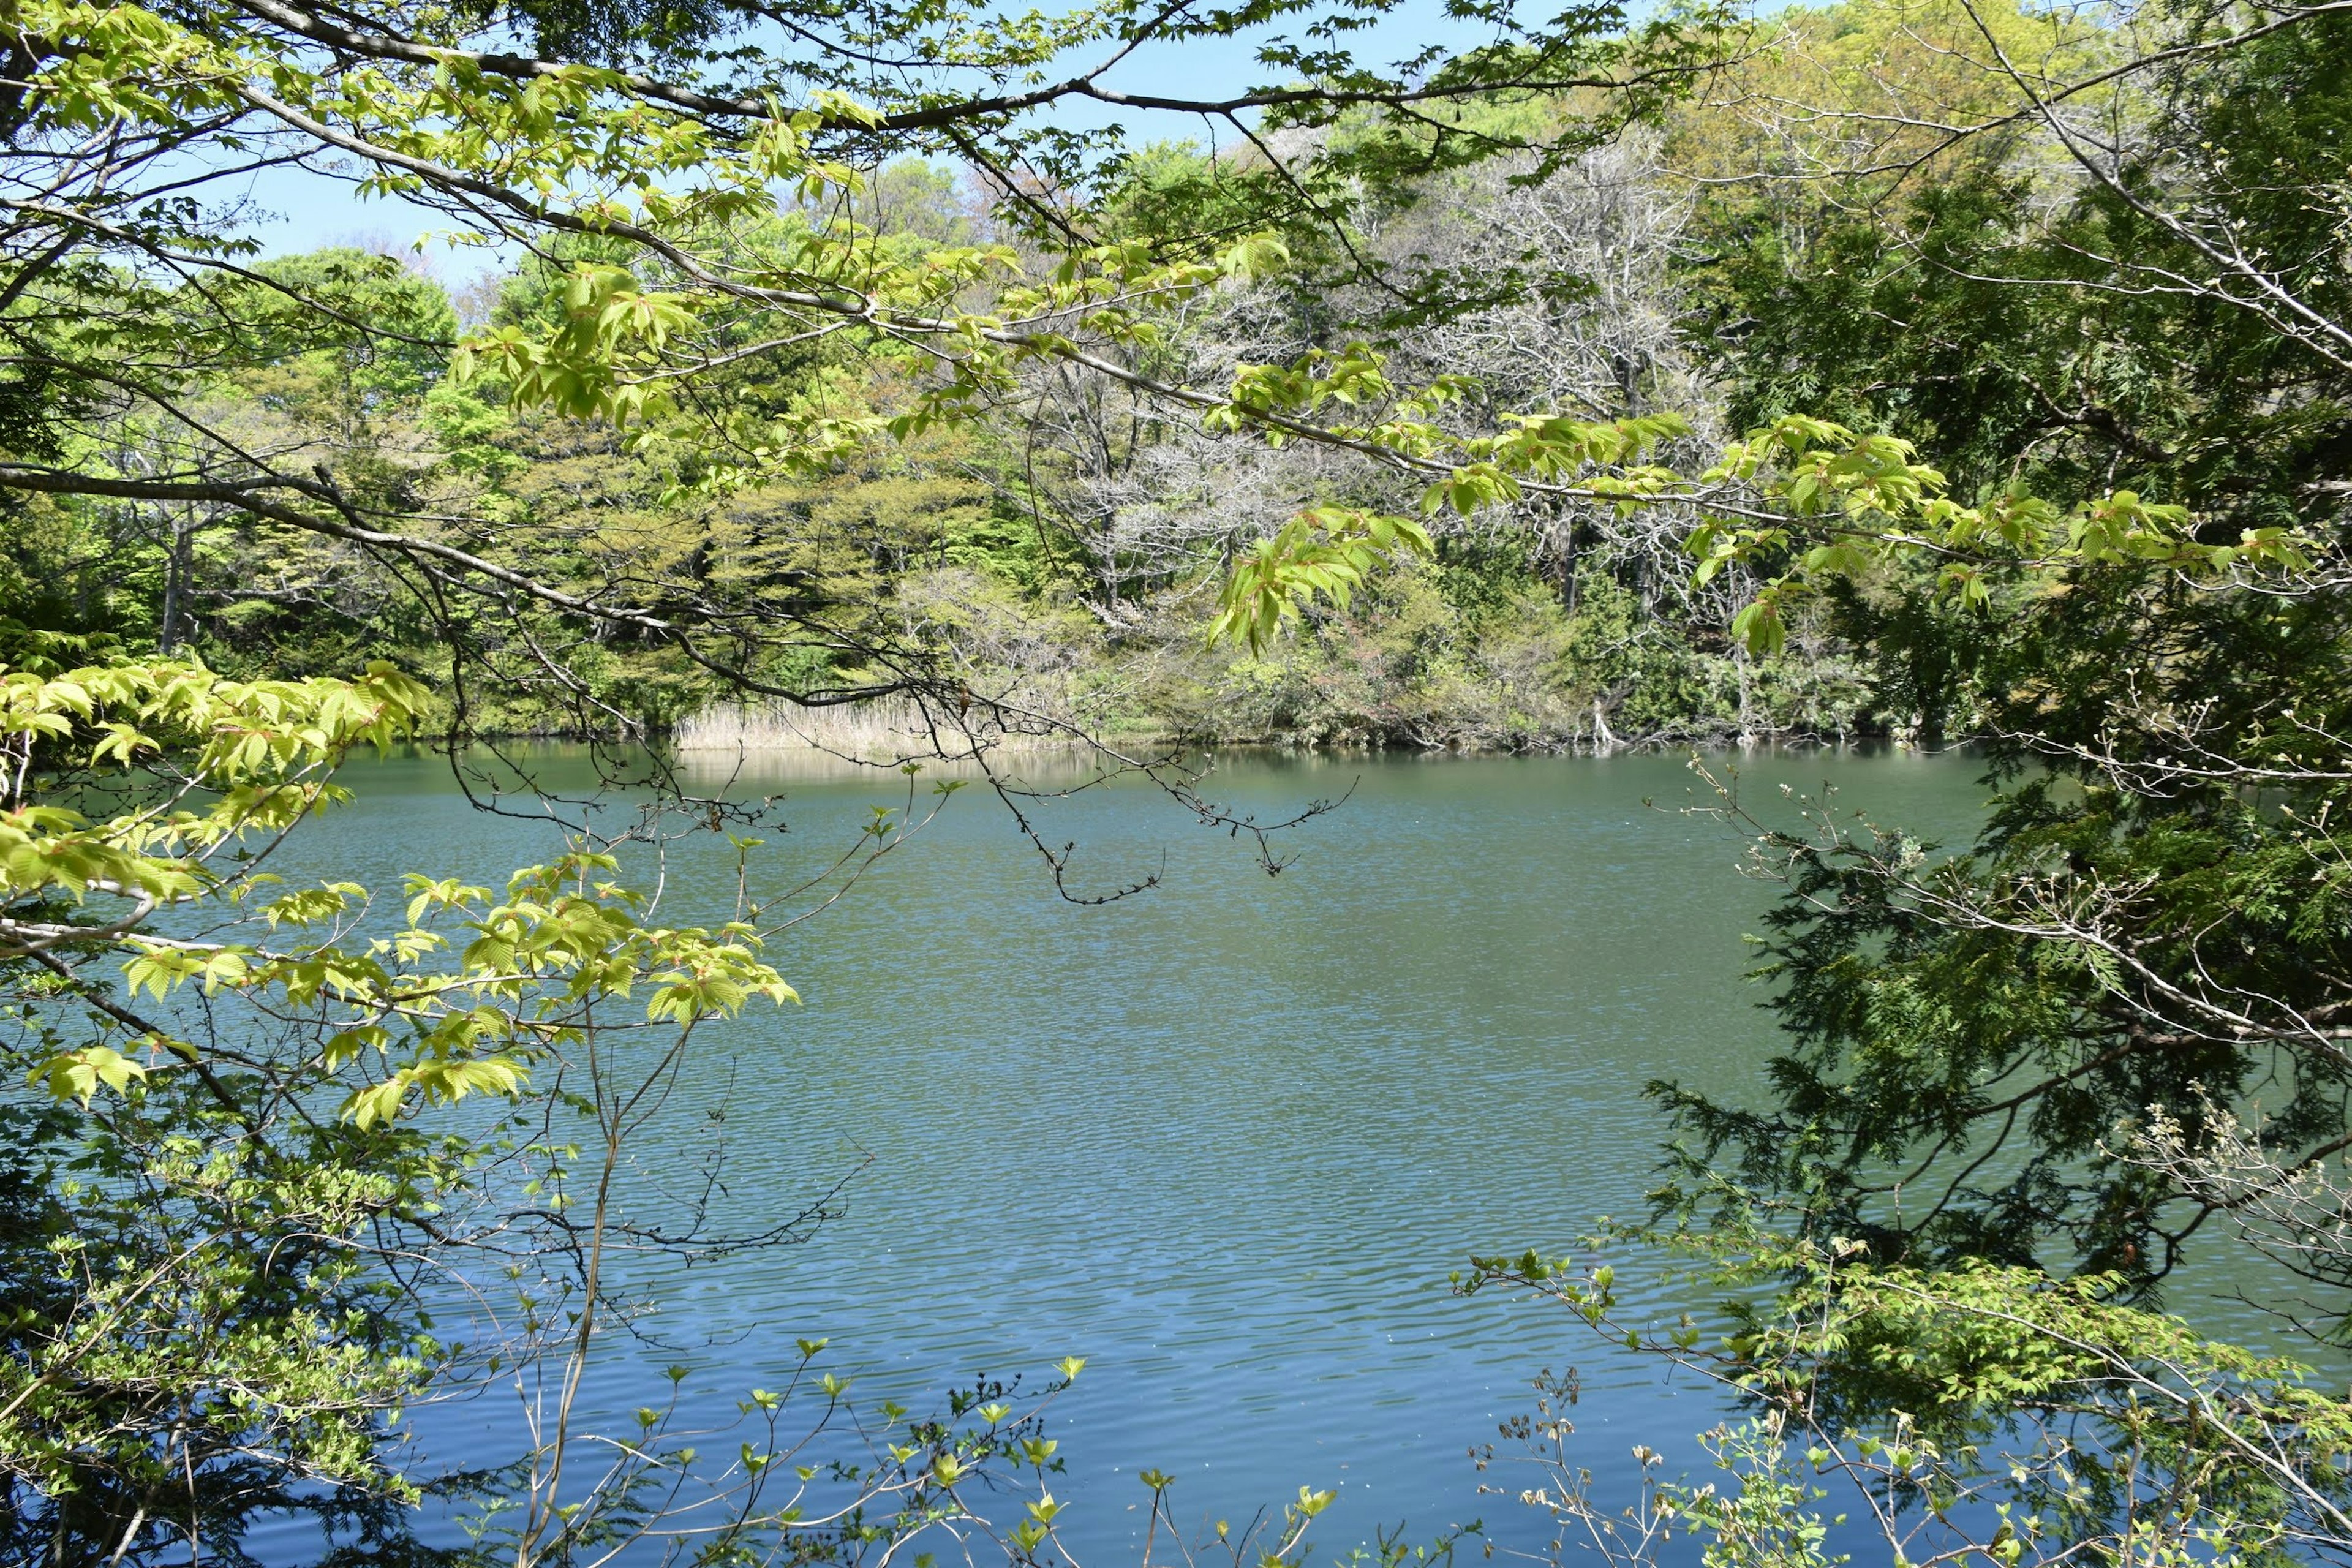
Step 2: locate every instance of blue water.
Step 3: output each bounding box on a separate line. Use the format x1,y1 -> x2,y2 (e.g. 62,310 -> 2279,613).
266,744 -> 2008,1562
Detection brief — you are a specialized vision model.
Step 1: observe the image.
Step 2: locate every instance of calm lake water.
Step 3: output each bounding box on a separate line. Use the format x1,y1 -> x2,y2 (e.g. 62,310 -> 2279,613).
257,745 -> 2190,1561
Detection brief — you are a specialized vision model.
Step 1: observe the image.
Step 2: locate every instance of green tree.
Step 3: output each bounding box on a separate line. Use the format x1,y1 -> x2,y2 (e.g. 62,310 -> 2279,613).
0,1 -> 1784,1550
0,652 -> 1133,1564
1643,0 -> 2352,1295
1462,1229 -> 2352,1568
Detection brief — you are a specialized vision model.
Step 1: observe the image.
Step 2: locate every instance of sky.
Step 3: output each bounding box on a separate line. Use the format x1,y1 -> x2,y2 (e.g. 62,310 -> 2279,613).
235,0 -> 1544,279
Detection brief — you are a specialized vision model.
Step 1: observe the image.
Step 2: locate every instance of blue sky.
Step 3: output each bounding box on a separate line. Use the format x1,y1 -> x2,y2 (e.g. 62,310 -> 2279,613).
238,0 -> 1534,278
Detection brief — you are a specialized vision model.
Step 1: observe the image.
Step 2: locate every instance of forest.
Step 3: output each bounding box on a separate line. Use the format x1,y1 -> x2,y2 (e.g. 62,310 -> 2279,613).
4,0 -> 2352,1561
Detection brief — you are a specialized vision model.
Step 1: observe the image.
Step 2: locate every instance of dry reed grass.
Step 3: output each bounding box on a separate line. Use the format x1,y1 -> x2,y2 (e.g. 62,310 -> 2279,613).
674,695 -> 1134,758
672,696 -> 961,755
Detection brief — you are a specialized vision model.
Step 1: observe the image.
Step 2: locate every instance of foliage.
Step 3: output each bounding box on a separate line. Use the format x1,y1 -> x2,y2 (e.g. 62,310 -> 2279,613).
1463,1231 -> 2352,1568
14,0 -> 2352,1563
0,652 -> 1052,1563
0,645 -> 1403,1563
0,656 -> 464,1559
0,0 -> 1746,755
1629,0 -> 2352,1298
1434,10 -> 2352,1568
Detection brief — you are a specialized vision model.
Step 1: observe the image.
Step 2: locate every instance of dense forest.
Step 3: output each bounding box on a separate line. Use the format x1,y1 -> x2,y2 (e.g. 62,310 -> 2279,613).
0,0 -> 2048,755
6,0 -> 2352,1563
15,0 -> 2324,758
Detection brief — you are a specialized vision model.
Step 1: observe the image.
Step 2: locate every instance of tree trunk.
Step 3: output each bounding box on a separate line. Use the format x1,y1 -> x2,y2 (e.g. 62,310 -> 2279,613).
157,511 -> 194,655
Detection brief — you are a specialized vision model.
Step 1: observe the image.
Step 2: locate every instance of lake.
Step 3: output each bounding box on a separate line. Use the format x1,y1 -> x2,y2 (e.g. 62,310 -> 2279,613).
260,744 -> 2150,1561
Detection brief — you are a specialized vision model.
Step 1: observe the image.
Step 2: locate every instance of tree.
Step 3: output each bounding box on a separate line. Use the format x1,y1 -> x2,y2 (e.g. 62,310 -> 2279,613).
0,1 -> 1803,1551
1462,1229 -> 2352,1568
12,0 -> 2346,1559
1416,7 -> 2352,1566
0,0 -> 1738,744
1635,0 -> 2352,1299
0,650 -> 1161,1565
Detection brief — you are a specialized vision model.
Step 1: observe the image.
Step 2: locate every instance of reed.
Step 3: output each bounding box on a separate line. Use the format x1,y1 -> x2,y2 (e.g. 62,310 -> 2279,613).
671,696 -> 989,755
